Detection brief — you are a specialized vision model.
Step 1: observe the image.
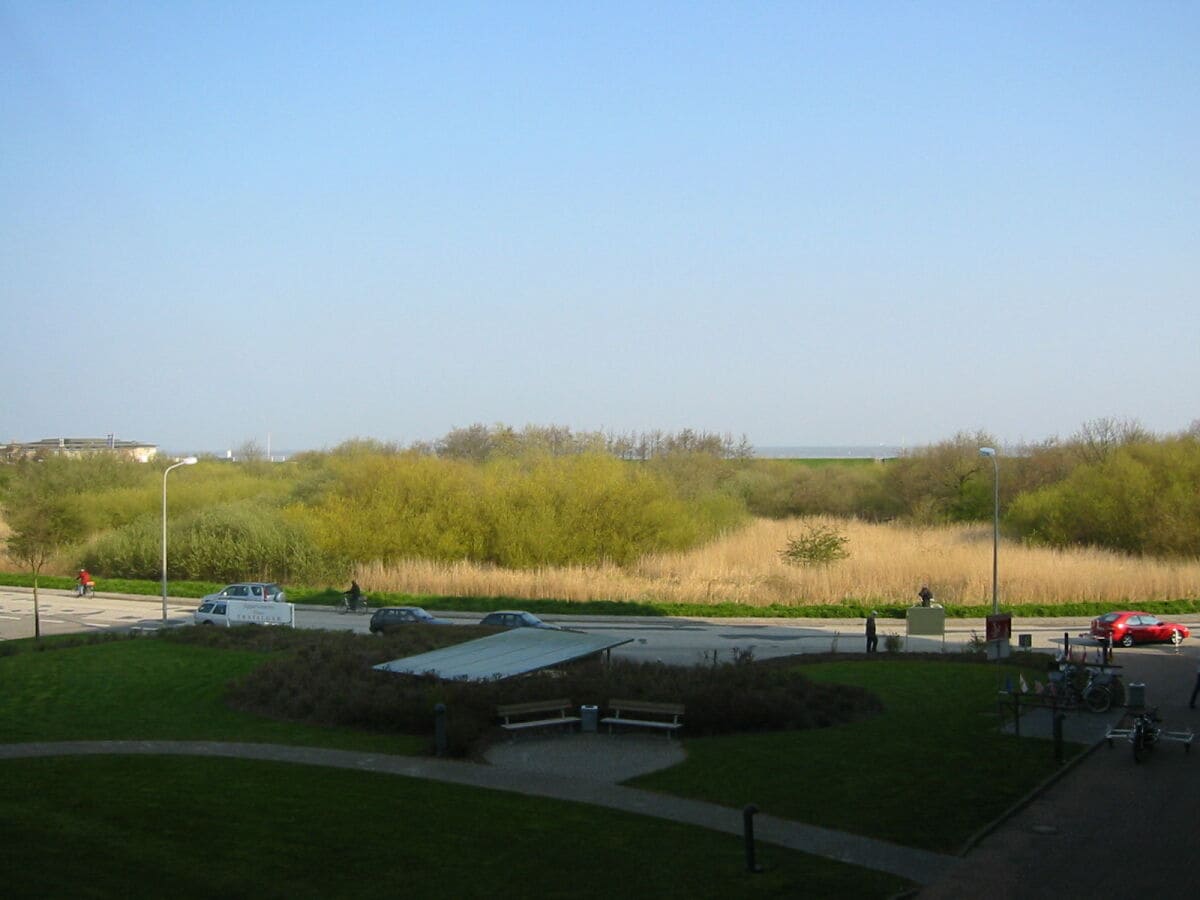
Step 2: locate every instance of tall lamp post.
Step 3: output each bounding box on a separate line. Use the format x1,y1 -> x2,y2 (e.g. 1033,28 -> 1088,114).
162,457 -> 198,622
978,447 -> 999,615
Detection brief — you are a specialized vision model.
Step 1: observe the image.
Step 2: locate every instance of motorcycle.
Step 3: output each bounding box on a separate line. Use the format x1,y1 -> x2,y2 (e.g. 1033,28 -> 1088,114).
1130,708 -> 1161,763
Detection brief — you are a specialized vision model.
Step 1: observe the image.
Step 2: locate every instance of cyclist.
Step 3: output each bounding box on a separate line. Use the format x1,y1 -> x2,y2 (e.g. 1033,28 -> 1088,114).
76,568 -> 93,597
344,580 -> 364,611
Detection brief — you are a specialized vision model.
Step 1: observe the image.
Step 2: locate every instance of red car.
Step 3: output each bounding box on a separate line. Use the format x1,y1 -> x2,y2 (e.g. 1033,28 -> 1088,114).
1090,611 -> 1190,648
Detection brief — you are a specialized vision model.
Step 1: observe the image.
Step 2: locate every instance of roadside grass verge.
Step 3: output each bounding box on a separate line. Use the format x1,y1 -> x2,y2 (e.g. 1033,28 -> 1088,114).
0,755 -> 911,899
630,658 -> 1068,854
4,570 -> 1199,619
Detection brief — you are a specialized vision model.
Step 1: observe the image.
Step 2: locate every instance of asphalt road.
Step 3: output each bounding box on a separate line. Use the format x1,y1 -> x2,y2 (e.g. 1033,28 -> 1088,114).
4,586 -> 1195,666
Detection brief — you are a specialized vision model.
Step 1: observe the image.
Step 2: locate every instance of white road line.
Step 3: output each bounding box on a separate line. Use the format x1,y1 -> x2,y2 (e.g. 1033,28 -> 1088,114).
41,618 -> 66,624
82,622 -> 110,629
0,614 -> 20,620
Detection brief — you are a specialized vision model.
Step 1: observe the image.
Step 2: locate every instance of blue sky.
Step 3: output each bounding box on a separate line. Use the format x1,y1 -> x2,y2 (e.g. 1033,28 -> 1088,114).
3,2 -> 1197,454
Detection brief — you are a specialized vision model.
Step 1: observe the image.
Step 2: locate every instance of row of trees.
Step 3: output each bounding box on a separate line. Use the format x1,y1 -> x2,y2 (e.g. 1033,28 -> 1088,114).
3,419 -> 1198,590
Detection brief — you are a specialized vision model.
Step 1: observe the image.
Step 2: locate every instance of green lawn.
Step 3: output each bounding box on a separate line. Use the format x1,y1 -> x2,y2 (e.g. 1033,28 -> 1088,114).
0,634 -> 1064,890
0,755 -> 910,899
631,659 -> 1068,853
0,637 -> 424,754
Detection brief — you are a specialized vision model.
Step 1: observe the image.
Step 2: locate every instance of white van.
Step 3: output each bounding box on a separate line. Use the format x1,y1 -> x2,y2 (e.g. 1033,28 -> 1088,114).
194,598 -> 295,628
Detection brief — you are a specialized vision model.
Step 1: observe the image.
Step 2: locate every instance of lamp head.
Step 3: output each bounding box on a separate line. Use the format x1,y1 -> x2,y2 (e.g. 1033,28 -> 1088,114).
979,447 -> 996,458
182,457 -> 198,465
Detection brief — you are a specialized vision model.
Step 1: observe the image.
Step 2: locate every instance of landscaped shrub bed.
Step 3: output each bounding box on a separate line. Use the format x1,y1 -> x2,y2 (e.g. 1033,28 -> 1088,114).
164,626 -> 882,757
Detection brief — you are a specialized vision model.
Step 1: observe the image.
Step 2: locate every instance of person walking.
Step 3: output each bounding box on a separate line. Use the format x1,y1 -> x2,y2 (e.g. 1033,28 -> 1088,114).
1190,657 -> 1200,709
865,610 -> 878,653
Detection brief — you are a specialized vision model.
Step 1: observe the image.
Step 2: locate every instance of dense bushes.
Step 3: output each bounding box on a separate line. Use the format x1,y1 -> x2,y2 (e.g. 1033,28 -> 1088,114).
83,501 -> 320,582
293,452 -> 745,569
6,421 -> 1200,585
1007,437 -> 1200,555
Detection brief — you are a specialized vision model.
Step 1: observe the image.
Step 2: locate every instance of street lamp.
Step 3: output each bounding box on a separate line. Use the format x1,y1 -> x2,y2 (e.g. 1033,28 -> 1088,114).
162,457 -> 198,622
978,447 -> 999,615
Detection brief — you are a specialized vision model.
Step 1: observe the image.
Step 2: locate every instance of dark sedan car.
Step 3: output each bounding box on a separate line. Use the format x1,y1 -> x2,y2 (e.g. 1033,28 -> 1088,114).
1090,611 -> 1190,647
479,610 -> 562,630
369,606 -> 450,634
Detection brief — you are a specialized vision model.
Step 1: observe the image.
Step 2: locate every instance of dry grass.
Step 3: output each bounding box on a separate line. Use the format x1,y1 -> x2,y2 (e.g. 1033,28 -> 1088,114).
356,516 -> 1200,607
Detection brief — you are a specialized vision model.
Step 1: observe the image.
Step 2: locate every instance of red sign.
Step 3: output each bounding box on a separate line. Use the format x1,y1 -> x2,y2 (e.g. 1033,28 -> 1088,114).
986,614 -> 1012,642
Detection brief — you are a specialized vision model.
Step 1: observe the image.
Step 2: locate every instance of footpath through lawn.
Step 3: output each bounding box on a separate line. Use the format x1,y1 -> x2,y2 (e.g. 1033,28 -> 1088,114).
630,658 -> 1070,853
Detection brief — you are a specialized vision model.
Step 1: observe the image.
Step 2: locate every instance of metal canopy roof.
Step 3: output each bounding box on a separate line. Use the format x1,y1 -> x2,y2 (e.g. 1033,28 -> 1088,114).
373,628 -> 631,681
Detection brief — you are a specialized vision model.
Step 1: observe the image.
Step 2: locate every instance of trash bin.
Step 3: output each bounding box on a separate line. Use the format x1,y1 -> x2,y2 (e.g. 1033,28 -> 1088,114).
580,705 -> 598,733
1127,682 -> 1146,710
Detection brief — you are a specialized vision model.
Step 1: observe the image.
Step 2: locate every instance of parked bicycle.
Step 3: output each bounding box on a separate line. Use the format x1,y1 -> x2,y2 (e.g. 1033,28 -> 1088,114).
1047,663 -> 1123,713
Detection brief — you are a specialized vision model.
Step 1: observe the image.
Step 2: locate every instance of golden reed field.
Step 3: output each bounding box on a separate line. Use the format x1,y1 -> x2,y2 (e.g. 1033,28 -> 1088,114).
355,516 -> 1200,608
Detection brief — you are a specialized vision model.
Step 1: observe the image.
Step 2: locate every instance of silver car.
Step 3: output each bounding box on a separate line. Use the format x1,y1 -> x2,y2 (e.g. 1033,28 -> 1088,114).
200,582 -> 286,603
479,610 -> 562,630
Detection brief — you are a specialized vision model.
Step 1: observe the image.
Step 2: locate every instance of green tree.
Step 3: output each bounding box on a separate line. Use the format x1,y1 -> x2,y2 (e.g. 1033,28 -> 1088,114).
1,461 -> 88,639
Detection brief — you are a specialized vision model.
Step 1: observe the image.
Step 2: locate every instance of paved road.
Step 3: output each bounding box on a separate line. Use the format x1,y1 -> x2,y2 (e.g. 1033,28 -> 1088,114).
4,586 -> 1196,665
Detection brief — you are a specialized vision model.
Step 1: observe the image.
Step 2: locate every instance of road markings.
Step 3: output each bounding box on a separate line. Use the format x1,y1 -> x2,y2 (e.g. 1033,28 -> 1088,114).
0,614 -> 20,620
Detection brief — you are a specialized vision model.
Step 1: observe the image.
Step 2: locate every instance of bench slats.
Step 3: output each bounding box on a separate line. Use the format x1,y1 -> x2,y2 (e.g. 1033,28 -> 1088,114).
496,698 -> 579,739
602,699 -> 685,738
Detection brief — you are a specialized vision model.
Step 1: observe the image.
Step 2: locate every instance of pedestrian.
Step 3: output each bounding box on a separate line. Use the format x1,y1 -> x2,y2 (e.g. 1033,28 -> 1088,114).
865,610 -> 878,653
918,584 -> 933,608
1190,657 -> 1200,709
76,568 -> 92,597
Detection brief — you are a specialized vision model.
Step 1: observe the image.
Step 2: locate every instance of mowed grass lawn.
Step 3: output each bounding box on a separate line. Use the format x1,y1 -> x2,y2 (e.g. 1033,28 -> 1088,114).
0,637 -> 424,754
0,755 -> 909,899
632,659 -> 1068,853
0,635 -> 1064,894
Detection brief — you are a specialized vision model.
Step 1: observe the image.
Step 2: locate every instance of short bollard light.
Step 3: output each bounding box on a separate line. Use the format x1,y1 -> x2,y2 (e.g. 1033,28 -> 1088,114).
1053,713 -> 1065,764
434,703 -> 447,757
743,804 -> 762,873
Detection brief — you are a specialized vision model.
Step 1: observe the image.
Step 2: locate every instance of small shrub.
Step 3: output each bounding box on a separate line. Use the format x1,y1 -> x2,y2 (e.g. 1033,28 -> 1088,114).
884,633 -> 903,653
779,525 -> 850,567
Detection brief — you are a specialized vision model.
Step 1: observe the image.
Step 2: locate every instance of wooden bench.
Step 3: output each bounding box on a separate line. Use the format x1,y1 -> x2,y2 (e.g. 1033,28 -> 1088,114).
496,698 -> 581,740
601,699 -> 685,738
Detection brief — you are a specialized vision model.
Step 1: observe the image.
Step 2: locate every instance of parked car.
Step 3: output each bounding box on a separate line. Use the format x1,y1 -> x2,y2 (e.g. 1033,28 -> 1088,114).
194,599 -> 294,628
201,582 -> 286,604
369,606 -> 450,633
1090,611 -> 1190,647
479,610 -> 562,630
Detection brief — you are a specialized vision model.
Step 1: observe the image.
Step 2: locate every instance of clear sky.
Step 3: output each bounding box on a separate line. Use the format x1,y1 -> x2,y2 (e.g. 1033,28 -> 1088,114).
3,2 -> 1197,455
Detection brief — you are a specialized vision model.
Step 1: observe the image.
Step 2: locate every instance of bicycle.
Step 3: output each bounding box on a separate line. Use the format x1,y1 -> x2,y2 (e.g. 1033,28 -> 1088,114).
338,593 -> 370,615
1048,663 -> 1122,713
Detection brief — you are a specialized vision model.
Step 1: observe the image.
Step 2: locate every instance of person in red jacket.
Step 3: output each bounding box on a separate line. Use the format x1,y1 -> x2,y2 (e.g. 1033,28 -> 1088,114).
76,568 -> 93,597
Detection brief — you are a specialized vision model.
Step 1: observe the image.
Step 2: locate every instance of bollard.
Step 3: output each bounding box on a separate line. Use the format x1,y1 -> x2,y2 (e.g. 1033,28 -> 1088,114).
1053,712 -> 1065,764
1063,631 -> 1070,658
1013,691 -> 1021,738
743,805 -> 762,873
434,703 -> 447,757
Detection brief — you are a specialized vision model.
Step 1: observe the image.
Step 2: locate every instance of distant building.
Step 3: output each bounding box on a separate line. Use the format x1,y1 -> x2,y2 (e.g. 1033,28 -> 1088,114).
0,435 -> 158,463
